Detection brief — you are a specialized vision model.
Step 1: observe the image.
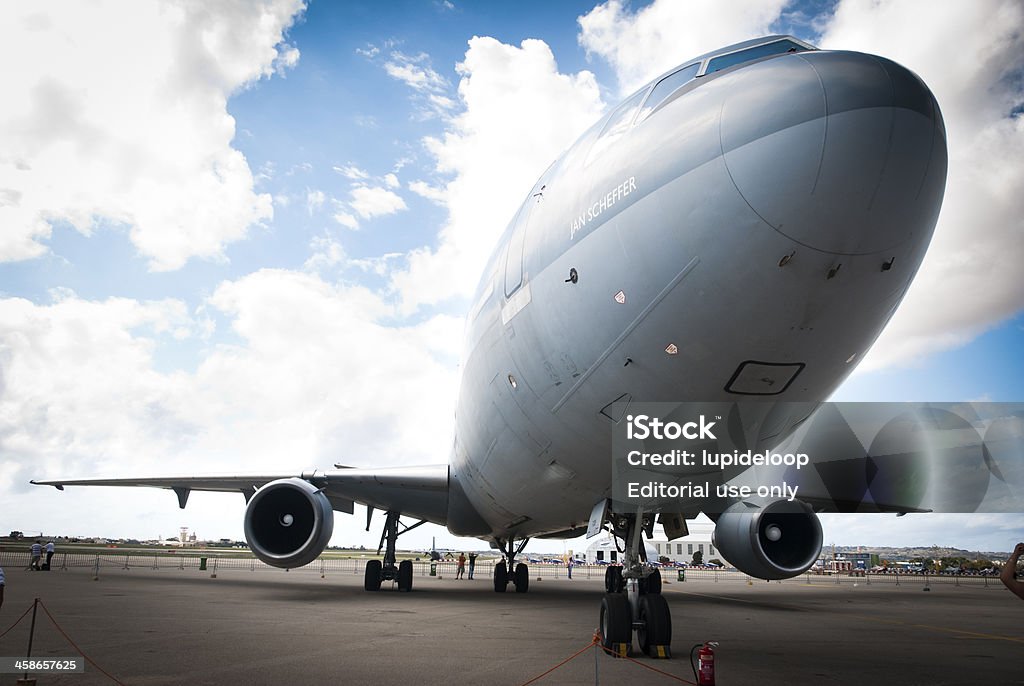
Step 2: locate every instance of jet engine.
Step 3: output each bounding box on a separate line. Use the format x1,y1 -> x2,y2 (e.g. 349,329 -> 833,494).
712,498 -> 822,580
243,478 -> 334,568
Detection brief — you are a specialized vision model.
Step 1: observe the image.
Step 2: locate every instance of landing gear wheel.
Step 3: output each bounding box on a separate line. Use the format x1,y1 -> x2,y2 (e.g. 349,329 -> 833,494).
364,559 -> 383,592
637,594 -> 672,657
604,565 -> 624,593
493,561 -> 508,593
600,593 -> 632,655
641,568 -> 662,595
397,559 -> 414,592
514,563 -> 529,593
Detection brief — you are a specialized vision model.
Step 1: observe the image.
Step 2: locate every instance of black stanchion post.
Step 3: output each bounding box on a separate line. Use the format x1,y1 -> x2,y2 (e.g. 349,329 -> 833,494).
22,597 -> 39,683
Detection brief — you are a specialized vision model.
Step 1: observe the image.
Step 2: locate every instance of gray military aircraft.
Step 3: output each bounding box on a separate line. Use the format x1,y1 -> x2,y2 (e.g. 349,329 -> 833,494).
34,36 -> 946,658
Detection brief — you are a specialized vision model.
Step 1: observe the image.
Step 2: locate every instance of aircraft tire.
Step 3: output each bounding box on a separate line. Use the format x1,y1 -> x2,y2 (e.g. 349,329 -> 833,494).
514,563 -> 529,593
600,593 -> 632,653
604,565 -> 624,593
364,560 -> 383,592
644,568 -> 662,595
636,594 -> 672,657
397,559 -> 414,592
493,561 -> 508,593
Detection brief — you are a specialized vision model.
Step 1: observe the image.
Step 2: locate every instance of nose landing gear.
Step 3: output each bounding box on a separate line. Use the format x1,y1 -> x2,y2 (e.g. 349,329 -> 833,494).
597,507 -> 672,658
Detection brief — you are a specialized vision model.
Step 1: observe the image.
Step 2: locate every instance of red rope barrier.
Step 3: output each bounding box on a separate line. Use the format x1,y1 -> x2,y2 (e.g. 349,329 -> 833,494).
517,629 -> 700,686
17,595 -> 698,686
518,633 -> 601,685
595,638 -> 698,684
37,600 -> 129,686
0,602 -> 34,640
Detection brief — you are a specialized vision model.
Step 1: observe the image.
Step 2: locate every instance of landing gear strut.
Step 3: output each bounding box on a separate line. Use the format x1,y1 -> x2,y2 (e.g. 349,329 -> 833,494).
364,509 -> 426,593
493,536 -> 531,593
598,508 -> 672,658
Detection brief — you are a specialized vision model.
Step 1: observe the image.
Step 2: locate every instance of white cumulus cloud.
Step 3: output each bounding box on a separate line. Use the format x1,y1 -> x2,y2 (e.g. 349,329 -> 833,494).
333,211 -> 360,230
0,0 -> 307,271
348,186 -> 409,221
0,272 -> 461,539
306,189 -> 326,215
333,164 -> 371,180
384,52 -> 451,93
381,50 -> 457,119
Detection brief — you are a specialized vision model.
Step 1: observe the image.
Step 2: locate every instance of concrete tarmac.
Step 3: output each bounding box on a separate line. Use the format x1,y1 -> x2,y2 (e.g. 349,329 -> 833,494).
0,565 -> 1022,685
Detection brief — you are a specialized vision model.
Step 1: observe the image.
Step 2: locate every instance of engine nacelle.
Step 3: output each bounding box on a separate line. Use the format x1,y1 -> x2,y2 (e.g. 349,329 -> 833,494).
243,477 -> 334,568
712,498 -> 822,580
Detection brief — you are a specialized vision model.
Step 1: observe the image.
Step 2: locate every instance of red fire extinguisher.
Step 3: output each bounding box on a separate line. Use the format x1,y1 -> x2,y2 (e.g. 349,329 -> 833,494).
691,641 -> 718,686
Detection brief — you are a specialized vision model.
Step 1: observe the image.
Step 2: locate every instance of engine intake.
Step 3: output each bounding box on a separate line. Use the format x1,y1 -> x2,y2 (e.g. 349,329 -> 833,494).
243,478 -> 334,568
712,498 -> 822,580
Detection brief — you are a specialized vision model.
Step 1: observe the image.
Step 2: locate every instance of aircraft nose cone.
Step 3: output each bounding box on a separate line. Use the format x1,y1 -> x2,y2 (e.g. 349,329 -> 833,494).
721,51 -> 946,256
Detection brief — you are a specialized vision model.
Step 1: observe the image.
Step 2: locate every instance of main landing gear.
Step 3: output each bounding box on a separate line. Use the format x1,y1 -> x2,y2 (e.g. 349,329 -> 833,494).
599,509 -> 672,658
492,536 -> 531,593
364,510 -> 426,593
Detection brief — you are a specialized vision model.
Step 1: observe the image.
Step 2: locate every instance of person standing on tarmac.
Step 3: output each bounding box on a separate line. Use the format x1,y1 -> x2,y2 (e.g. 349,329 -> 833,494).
468,552 -> 477,580
456,553 -> 466,580
1000,542 -> 1024,600
45,540 -> 55,570
0,565 -> 6,611
29,540 -> 42,571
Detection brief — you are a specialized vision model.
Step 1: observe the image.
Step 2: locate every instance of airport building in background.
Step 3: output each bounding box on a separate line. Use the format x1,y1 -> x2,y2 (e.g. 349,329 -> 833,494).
585,519 -> 724,566
648,519 -> 722,565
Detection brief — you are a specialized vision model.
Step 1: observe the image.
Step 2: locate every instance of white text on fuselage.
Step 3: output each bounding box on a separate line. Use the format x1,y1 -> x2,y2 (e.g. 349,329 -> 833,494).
569,176 -> 637,240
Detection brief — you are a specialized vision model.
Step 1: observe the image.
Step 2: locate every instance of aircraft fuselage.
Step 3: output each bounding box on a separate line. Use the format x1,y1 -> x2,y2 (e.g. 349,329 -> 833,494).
447,37 -> 947,541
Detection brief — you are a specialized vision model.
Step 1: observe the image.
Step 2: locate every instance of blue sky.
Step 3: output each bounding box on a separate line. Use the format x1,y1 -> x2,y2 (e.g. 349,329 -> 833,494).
833,312 -> 1024,403
1,0 -> 1022,554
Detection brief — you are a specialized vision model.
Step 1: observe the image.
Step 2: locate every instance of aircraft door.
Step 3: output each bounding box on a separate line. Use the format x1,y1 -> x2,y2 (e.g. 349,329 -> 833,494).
504,160 -> 557,298
503,197 -> 534,297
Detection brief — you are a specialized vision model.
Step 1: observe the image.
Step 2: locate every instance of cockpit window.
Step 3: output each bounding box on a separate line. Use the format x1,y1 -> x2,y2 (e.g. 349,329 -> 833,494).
636,63 -> 700,123
597,89 -> 647,141
704,39 -> 807,75
586,88 -> 647,165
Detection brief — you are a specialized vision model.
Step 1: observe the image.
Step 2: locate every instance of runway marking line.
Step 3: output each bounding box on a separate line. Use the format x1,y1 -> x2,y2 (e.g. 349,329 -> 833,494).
666,588 -> 1024,644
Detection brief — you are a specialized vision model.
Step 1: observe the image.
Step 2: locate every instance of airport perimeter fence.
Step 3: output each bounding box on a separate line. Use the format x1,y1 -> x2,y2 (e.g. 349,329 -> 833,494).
0,550 -> 1006,589
0,550 -> 574,579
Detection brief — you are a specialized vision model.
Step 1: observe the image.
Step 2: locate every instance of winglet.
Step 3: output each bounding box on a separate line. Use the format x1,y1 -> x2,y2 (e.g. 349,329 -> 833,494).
30,480 -> 64,491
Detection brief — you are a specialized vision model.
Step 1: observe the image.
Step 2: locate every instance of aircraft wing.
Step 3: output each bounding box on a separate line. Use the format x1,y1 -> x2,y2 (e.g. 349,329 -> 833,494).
31,465 -> 449,525
795,495 -> 931,515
